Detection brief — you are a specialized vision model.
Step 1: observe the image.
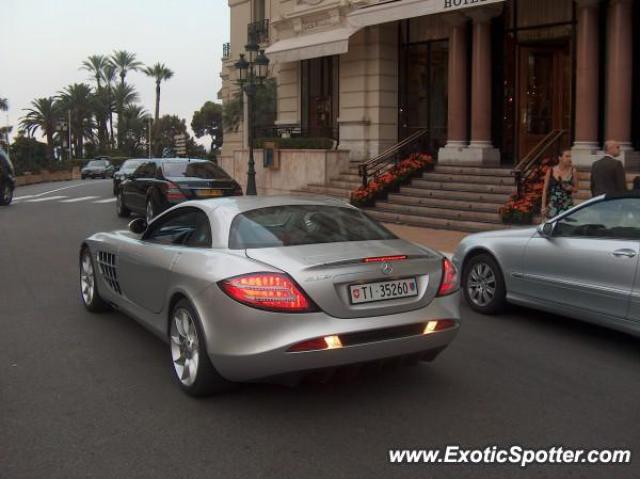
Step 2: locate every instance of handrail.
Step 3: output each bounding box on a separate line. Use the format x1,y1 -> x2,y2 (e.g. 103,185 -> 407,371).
358,128 -> 429,187
513,129 -> 567,195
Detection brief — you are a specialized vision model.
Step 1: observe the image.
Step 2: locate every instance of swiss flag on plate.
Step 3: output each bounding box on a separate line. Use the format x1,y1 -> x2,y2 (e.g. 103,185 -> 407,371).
409,283 -> 415,291
353,289 -> 360,299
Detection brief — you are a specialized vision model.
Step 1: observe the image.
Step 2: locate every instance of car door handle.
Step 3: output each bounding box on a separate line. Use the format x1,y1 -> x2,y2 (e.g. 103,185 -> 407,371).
612,249 -> 637,258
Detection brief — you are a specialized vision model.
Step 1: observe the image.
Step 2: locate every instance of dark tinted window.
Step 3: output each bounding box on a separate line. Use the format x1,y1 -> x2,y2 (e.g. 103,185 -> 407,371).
133,161 -> 158,178
120,160 -> 144,172
87,160 -> 106,167
229,205 -> 397,249
162,160 -> 231,180
555,198 -> 640,240
144,207 -> 211,247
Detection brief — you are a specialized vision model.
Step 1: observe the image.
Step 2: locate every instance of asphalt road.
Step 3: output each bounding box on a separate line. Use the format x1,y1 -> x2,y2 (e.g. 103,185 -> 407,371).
1,180 -> 639,479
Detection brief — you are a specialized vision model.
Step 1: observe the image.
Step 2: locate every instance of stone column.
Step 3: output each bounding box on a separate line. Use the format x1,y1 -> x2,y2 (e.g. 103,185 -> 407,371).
605,0 -> 633,150
462,8 -> 500,165
439,14 -> 468,162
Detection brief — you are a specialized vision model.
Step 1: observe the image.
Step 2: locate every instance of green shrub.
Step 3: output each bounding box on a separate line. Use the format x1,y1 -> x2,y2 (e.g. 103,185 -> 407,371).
254,137 -> 335,150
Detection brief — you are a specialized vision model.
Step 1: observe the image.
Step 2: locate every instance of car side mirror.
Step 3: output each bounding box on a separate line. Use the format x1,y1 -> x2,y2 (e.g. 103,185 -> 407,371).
539,222 -> 556,238
129,218 -> 147,235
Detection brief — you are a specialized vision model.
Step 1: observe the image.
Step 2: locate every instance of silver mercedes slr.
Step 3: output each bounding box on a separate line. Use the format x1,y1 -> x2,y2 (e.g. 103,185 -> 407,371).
80,196 -> 461,396
453,192 -> 640,336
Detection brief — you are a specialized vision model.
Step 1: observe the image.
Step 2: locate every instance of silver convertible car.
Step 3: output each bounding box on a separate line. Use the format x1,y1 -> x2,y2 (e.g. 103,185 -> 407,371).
80,196 -> 461,396
453,192 -> 640,336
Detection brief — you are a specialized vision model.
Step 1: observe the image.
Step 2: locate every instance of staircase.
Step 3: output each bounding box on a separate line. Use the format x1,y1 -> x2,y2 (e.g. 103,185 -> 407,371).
300,162 -> 514,232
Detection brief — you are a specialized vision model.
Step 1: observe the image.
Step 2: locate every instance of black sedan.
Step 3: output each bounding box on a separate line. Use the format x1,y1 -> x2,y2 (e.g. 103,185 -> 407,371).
116,158 -> 242,221
81,158 -> 115,179
112,158 -> 145,195
0,147 -> 15,206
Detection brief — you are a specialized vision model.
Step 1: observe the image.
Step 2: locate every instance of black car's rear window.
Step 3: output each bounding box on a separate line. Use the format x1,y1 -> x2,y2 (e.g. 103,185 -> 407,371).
229,205 -> 397,249
120,160 -> 144,172
162,161 -> 231,180
87,160 -> 106,167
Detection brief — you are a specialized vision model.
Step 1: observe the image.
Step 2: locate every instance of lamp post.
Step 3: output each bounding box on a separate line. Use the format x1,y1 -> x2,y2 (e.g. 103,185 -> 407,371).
234,38 -> 269,195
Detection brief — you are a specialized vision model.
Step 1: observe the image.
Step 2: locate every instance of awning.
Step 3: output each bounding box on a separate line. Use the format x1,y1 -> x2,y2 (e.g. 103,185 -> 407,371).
265,25 -> 360,63
347,0 -> 505,29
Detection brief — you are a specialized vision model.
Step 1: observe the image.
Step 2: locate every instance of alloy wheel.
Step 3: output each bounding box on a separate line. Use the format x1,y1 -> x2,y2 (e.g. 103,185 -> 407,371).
80,251 -> 95,305
467,262 -> 497,307
170,308 -> 200,387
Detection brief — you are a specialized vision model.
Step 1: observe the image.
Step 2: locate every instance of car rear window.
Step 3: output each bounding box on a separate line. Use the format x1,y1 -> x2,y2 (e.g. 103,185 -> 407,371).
162,161 -> 231,180
121,160 -> 143,172
87,160 -> 106,167
229,205 -> 397,249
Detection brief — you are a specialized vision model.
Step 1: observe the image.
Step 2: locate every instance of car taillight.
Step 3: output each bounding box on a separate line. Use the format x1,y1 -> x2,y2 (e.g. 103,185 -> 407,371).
287,335 -> 343,352
423,319 -> 457,334
166,182 -> 186,202
218,273 -> 318,313
362,255 -> 407,263
437,257 -> 458,297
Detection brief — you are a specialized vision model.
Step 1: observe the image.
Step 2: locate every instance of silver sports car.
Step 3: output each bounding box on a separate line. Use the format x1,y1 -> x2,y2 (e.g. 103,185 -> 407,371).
80,196 -> 461,396
453,192 -> 640,336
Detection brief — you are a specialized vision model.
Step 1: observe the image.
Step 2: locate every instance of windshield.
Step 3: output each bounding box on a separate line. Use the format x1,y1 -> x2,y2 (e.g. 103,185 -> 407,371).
229,205 -> 397,249
120,160 -> 143,172
87,160 -> 106,167
162,161 -> 231,180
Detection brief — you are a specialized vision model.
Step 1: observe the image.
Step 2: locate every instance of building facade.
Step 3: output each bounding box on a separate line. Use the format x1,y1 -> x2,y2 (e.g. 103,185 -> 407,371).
220,0 -> 639,174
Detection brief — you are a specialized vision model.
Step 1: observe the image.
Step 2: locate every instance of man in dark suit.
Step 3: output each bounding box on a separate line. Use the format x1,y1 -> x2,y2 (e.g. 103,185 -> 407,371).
591,141 -> 627,196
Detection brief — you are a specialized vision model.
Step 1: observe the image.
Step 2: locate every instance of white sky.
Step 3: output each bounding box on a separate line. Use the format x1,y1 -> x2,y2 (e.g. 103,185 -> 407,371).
0,0 -> 230,146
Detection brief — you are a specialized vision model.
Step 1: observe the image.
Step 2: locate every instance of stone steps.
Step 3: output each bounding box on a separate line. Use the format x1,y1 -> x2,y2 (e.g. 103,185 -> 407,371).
421,172 -> 515,186
410,179 -> 514,195
373,201 -> 502,224
364,209 -> 508,233
386,193 -> 502,213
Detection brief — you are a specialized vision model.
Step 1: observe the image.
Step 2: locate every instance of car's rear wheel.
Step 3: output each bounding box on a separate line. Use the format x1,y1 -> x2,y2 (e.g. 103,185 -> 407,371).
0,183 -> 13,206
116,190 -> 130,217
146,192 -> 161,223
80,247 -> 109,312
462,253 -> 506,314
169,299 -> 235,397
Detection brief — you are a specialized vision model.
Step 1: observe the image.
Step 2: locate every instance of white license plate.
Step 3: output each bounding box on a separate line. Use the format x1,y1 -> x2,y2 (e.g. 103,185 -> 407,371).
349,278 -> 419,304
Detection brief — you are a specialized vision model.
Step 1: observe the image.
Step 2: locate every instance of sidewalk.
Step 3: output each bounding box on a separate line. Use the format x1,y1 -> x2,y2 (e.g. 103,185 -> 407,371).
383,223 -> 469,255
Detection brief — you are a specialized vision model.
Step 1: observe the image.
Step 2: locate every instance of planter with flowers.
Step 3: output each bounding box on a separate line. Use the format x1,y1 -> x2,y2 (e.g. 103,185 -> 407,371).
350,153 -> 433,208
500,158 -> 553,225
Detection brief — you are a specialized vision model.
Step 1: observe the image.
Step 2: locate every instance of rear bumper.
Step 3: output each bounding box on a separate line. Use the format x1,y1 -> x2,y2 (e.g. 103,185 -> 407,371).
193,287 -> 461,382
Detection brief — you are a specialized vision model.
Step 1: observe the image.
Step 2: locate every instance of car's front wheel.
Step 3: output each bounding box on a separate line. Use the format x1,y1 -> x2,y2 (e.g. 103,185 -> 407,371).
116,190 -> 130,217
169,299 -> 234,397
462,253 -> 506,314
80,247 -> 109,312
0,182 -> 13,206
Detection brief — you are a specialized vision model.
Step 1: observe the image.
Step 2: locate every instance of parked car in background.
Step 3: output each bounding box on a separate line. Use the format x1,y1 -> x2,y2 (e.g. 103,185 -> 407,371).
116,158 -> 242,222
80,196 -> 461,396
112,158 -> 145,195
0,148 -> 16,206
453,192 -> 640,337
81,157 -> 115,179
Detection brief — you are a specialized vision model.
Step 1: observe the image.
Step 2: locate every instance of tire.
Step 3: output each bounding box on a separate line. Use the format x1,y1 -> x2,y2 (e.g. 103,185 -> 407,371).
462,253 -> 506,314
116,190 -> 130,218
79,247 -> 109,312
169,299 -> 235,397
146,191 -> 161,223
0,182 -> 13,206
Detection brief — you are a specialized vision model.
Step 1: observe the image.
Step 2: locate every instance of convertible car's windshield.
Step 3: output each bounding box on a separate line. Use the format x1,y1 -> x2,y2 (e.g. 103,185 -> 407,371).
229,205 -> 397,249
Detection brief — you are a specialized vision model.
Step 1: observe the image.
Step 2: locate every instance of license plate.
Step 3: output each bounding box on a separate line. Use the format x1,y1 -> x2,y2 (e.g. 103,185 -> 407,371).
196,189 -> 224,197
349,278 -> 419,304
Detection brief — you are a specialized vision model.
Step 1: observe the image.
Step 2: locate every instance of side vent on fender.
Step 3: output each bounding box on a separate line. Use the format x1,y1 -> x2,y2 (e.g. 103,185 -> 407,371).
97,251 -> 122,295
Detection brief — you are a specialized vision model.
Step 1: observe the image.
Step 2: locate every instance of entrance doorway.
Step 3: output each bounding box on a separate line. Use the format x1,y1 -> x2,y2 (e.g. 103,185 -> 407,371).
517,43 -> 572,159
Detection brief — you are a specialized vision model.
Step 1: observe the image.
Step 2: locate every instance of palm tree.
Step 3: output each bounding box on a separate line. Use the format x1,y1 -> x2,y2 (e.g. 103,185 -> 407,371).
102,62 -> 117,148
58,84 -> 95,158
143,62 -> 174,121
111,50 -> 142,86
120,104 -> 150,156
113,82 -> 139,148
20,97 -> 60,160
81,55 -> 111,148
0,97 -> 8,111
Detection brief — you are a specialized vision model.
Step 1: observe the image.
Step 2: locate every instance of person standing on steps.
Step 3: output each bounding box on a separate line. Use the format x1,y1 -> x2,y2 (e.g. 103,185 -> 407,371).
542,150 -> 578,219
590,140 -> 627,197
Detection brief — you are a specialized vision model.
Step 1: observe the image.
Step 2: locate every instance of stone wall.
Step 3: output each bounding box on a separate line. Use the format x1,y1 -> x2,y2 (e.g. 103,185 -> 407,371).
15,167 -> 81,187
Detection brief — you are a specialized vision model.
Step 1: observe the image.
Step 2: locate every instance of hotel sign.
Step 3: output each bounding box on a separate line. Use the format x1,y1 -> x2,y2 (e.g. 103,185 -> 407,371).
348,0 -> 505,27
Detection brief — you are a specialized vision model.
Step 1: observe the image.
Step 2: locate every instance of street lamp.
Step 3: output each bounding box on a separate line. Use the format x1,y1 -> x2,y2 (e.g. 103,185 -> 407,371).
234,41 -> 269,195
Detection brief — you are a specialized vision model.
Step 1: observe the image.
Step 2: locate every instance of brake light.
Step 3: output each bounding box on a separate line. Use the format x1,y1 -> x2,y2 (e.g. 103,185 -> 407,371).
166,182 -> 186,202
423,319 -> 457,334
363,255 -> 407,263
288,335 -> 343,352
218,272 -> 317,313
437,257 -> 458,296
